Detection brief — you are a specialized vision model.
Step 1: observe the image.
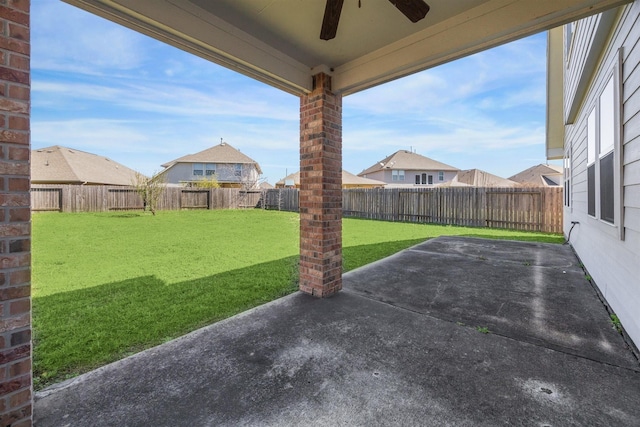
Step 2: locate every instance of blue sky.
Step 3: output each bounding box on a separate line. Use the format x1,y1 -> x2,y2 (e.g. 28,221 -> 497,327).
32,0 -> 554,185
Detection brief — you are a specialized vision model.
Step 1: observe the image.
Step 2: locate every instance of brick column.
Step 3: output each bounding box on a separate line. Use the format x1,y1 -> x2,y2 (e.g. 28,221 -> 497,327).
0,0 -> 32,426
299,73 -> 342,297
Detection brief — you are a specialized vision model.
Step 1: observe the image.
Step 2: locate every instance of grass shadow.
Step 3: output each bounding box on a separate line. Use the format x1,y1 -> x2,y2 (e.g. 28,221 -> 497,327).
32,255 -> 300,390
108,212 -> 145,218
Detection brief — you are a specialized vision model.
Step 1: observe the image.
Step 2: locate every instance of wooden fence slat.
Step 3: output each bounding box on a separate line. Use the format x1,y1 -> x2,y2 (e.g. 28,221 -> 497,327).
30,185 -> 563,233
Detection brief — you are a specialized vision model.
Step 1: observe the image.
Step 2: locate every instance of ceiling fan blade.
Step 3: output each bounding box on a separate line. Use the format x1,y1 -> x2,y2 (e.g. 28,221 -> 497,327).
320,0 -> 344,40
388,0 -> 430,23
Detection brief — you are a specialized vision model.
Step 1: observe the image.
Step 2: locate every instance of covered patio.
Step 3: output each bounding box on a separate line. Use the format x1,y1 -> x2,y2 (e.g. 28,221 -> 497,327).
34,237 -> 640,425
0,1 -> 637,424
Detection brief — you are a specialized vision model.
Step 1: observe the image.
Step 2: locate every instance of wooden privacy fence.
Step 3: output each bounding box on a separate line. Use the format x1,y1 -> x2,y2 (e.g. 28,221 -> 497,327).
31,185 -> 562,233
261,188 -> 299,211
31,185 -> 262,212
262,187 -> 563,234
341,187 -> 562,233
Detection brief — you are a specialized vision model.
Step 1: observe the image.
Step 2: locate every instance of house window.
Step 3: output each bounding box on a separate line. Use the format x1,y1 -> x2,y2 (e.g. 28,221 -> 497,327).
599,77 -> 615,224
421,173 -> 426,184
586,72 -> 618,225
234,164 -> 243,177
438,171 -> 444,182
392,170 -> 405,181
587,109 -> 596,217
415,175 -> 420,185
193,163 -> 204,176
205,164 -> 216,176
564,147 -> 571,207
428,175 -> 434,185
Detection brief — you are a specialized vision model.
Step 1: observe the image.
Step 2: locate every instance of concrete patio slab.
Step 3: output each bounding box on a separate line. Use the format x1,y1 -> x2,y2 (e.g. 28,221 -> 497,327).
34,237 -> 640,426
346,236 -> 638,370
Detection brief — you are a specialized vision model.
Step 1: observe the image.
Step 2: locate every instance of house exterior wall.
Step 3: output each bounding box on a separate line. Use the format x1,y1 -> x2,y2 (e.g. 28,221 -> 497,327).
0,1 -> 33,425
562,1 -> 640,348
363,169 -> 457,187
163,162 -> 260,187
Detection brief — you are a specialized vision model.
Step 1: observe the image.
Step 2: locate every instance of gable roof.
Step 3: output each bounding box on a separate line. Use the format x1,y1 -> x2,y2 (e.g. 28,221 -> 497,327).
446,169 -> 520,187
359,150 -> 459,176
31,145 -> 142,185
161,142 -> 262,174
276,170 -> 385,188
509,164 -> 563,187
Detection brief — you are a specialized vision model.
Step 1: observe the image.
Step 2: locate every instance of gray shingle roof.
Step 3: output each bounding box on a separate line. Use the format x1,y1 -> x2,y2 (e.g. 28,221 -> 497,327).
31,146 -> 142,185
276,170 -> 385,187
161,142 -> 262,174
508,164 -> 562,186
359,150 -> 459,176
447,169 -> 520,187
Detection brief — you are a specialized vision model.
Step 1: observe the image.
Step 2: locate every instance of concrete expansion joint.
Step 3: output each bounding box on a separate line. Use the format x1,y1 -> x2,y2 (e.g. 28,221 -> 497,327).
344,287 -> 640,374
405,248 -> 574,269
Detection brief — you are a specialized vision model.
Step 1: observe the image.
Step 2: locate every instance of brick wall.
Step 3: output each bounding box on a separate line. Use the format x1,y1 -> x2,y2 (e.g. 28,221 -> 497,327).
0,0 -> 31,425
299,73 -> 342,297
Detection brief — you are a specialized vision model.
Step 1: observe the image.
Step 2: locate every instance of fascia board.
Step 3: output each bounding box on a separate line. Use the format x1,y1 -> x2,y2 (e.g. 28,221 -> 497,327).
547,27 -> 565,160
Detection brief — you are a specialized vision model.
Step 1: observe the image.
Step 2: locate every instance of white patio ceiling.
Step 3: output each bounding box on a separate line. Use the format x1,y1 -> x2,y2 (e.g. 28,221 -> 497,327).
65,0 -> 630,96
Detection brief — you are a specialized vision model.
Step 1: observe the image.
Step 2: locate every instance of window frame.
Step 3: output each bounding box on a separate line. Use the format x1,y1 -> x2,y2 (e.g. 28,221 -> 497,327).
584,51 -> 624,240
205,164 -> 216,176
438,171 -> 444,182
392,170 -> 405,182
193,163 -> 204,176
564,143 -> 572,209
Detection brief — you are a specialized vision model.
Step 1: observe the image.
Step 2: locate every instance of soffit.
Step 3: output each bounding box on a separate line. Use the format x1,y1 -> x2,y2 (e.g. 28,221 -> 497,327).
64,0 -> 632,96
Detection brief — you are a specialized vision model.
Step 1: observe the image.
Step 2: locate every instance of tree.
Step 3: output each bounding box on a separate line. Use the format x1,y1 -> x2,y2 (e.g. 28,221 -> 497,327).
191,175 -> 220,189
133,172 -> 165,215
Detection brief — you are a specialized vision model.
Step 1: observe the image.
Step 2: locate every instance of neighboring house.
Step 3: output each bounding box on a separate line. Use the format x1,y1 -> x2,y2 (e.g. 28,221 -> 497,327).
359,150 -> 459,188
31,145 -> 141,185
445,169 -> 520,187
509,164 -> 563,187
160,142 -> 261,188
276,170 -> 385,189
547,2 -> 640,349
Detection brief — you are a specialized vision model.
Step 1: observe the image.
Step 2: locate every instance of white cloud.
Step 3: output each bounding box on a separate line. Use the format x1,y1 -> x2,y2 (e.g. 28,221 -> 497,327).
33,76 -> 298,122
32,119 -> 151,151
32,0 -> 149,73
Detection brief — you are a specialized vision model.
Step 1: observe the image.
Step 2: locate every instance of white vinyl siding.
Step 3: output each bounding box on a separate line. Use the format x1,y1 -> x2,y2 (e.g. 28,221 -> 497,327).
163,162 -> 260,186
562,2 -> 640,349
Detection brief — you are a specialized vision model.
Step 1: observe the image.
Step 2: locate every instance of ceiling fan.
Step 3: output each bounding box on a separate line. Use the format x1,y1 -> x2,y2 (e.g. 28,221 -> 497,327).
320,0 -> 430,40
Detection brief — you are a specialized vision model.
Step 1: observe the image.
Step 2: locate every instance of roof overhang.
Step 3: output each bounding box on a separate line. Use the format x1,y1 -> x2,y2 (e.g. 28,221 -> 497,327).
64,0 -> 631,96
546,26 -> 565,160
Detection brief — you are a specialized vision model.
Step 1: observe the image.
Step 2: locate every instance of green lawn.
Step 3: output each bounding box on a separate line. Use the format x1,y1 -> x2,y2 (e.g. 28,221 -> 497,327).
32,210 -> 562,389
